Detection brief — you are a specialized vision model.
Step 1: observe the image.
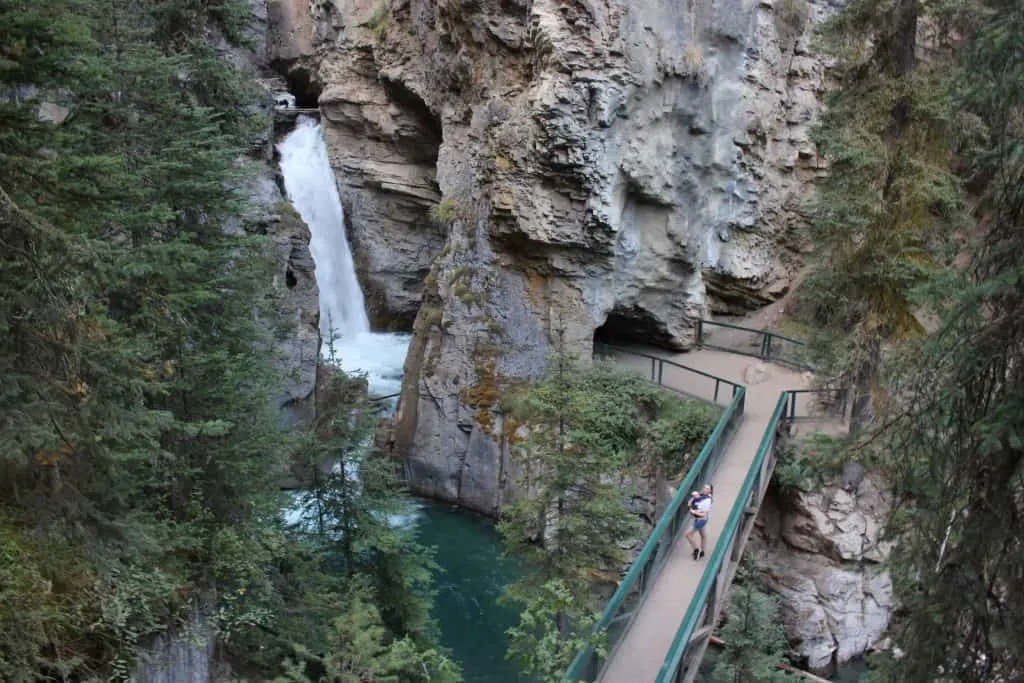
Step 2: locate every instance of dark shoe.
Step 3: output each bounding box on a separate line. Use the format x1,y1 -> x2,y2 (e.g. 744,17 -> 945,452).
692,548 -> 700,560
698,550 -> 705,559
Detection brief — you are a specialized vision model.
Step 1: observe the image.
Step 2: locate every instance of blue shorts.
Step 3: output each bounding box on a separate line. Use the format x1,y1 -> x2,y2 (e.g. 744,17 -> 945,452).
693,518 -> 708,531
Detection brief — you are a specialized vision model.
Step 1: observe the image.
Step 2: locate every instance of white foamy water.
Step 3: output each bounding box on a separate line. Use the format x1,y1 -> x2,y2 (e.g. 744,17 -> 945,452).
277,115 -> 415,530
278,116 -> 369,341
277,116 -> 410,397
283,486 -> 422,535
323,330 -> 410,398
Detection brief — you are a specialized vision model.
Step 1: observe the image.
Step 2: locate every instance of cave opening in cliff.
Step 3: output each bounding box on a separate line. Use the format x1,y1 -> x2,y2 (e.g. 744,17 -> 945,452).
282,67 -> 321,109
593,306 -> 678,351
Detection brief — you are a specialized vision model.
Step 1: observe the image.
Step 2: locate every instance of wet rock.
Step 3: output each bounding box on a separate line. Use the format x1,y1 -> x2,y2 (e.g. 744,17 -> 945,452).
238,163 -> 321,424
130,610 -> 216,683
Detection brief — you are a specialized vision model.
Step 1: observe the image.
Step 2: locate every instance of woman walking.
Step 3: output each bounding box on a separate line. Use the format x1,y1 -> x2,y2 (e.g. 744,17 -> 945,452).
686,484 -> 713,560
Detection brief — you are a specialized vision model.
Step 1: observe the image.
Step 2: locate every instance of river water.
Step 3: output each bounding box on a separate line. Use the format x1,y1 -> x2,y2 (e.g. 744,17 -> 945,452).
415,499 -> 867,683
413,501 -> 530,683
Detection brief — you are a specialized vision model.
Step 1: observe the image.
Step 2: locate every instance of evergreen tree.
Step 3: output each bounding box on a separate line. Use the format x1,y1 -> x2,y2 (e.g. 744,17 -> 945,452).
505,579 -> 605,683
498,351 -> 642,601
1,0 -> 456,679
876,0 -> 1024,678
291,357 -> 439,644
277,580 -> 461,683
803,0 -> 967,433
498,341 -> 720,679
497,350 -> 640,680
712,580 -> 793,683
0,0 -> 290,676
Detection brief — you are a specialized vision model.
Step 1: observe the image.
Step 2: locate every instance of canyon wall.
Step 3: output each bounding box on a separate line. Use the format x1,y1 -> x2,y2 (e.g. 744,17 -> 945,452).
753,469 -> 893,672
283,0 -> 835,515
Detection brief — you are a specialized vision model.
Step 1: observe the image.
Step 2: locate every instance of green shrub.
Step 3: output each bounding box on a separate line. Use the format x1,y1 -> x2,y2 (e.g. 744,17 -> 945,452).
430,198 -> 459,226
366,1 -> 390,38
774,433 -> 849,493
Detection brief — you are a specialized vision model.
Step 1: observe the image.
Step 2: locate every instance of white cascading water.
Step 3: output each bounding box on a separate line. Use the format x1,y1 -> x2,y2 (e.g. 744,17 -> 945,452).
278,114 -> 415,529
277,116 -> 410,398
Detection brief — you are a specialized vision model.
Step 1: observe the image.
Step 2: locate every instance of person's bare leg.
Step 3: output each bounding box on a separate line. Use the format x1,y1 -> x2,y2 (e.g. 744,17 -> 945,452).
698,528 -> 707,556
685,528 -> 698,550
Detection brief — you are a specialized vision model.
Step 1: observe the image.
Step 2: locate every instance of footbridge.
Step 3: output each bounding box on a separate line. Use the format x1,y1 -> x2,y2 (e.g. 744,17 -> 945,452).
568,321 -> 848,683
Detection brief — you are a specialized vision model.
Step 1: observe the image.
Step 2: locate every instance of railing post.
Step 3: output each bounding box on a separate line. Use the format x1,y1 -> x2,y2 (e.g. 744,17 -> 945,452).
730,518 -> 745,563
651,357 -> 657,382
658,359 -> 665,385
697,319 -> 704,346
706,574 -> 719,623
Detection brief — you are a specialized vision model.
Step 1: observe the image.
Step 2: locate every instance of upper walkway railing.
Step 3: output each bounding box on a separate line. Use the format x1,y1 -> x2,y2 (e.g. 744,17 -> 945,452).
567,346 -> 746,681
595,342 -> 743,406
274,106 -> 321,115
696,318 -> 810,370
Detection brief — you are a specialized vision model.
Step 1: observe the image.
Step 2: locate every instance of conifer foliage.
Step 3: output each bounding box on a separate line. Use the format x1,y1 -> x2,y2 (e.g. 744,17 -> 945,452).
712,578 -> 793,683
804,0 -> 966,433
1,1 -> 451,680
807,0 -> 1024,677
0,0 -> 287,677
877,0 -> 1024,678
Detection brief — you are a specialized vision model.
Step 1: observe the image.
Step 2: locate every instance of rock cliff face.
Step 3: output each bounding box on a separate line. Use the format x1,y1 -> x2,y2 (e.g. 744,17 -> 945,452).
285,0 -> 835,515
130,611 -> 219,683
236,0 -> 321,422
246,176 -> 321,422
752,471 -> 893,672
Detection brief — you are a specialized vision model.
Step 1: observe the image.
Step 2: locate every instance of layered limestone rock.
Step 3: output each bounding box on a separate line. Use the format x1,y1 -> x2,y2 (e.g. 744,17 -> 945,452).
752,471 -> 893,672
287,0 -> 836,513
267,0 -> 320,102
314,0 -> 448,330
259,187 -> 321,422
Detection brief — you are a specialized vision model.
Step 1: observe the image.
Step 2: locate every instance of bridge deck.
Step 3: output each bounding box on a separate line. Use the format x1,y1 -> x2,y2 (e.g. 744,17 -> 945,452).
599,347 -> 821,683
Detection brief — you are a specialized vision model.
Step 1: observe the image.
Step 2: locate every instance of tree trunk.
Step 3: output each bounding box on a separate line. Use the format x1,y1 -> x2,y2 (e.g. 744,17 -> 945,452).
850,334 -> 882,436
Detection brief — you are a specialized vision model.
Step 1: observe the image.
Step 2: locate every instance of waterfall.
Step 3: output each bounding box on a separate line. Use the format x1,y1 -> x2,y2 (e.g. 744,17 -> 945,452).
278,116 -> 370,341
277,116 -> 410,398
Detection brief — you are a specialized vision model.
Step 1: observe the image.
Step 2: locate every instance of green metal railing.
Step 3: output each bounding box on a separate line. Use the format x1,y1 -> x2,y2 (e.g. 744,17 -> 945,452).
653,388 -> 843,683
566,347 -> 746,682
696,319 -> 810,370
785,388 -> 849,422
594,343 -> 742,407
